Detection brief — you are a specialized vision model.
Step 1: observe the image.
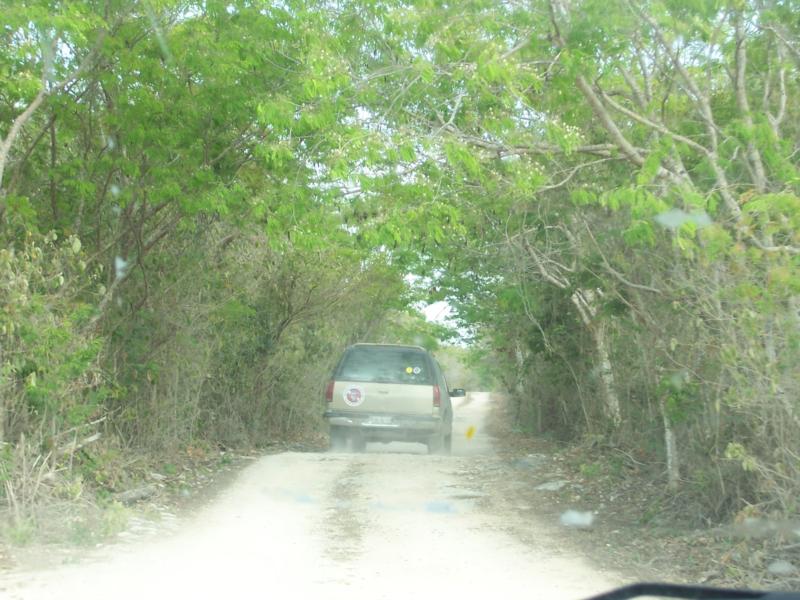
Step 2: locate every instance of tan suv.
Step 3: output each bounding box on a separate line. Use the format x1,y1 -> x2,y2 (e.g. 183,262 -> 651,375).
323,343 -> 465,454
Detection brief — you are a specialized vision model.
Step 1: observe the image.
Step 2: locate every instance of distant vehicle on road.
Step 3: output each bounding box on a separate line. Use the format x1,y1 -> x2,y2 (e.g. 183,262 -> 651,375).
323,343 -> 466,454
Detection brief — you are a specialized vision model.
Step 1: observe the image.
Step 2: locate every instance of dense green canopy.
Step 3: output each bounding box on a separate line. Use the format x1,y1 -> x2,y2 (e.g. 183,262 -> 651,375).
1,0 -> 798,520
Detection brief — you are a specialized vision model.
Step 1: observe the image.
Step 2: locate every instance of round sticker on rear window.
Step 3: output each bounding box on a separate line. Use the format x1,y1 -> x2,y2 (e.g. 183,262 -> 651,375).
343,386 -> 365,407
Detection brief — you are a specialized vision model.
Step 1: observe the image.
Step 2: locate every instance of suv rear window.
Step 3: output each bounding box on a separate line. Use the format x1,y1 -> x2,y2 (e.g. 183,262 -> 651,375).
336,346 -> 432,385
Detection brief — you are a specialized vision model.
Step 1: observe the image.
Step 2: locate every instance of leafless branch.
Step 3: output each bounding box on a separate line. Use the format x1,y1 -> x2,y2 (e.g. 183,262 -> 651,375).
0,88 -> 48,194
434,92 -> 466,135
0,29 -> 107,216
630,2 -> 741,217
760,24 -> 800,65
519,236 -> 570,290
747,236 -> 800,255
502,32 -> 533,60
538,158 -> 622,192
733,12 -> 768,192
766,42 -> 788,136
600,89 -> 708,154
443,126 -> 623,158
619,67 -> 648,111
581,219 -> 663,294
575,76 -> 646,167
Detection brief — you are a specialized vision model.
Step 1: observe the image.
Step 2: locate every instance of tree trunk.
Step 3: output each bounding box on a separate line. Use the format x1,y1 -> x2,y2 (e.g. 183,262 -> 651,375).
593,321 -> 622,427
513,341 -> 528,426
661,396 -> 680,490
571,289 -> 622,427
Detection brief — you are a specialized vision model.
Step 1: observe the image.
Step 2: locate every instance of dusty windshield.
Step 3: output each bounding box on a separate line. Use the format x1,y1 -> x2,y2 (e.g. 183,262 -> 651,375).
0,1 -> 798,599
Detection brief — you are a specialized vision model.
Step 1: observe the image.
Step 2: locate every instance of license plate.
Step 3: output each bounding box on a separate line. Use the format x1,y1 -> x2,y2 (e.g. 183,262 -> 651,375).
366,416 -> 393,425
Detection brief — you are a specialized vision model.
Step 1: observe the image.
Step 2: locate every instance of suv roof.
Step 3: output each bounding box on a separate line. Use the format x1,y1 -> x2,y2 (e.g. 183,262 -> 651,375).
349,343 -> 427,351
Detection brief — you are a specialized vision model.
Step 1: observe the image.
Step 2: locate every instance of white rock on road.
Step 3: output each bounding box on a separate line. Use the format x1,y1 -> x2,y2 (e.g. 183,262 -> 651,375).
0,392 -> 624,600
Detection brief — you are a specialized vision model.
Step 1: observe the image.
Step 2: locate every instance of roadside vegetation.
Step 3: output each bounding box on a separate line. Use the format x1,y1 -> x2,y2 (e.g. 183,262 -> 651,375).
1,0 -> 798,562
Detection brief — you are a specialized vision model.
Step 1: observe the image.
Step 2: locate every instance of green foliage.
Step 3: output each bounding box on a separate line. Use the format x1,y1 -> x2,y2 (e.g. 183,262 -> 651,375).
5,517 -> 36,546
372,309 -> 457,352
622,220 -> 656,247
579,462 -> 602,478
0,231 -> 106,435
658,372 -> 700,423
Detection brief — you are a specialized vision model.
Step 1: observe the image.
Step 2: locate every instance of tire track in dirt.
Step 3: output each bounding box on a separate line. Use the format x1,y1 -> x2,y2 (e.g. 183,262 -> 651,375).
323,458 -> 367,562
1,394 -> 627,600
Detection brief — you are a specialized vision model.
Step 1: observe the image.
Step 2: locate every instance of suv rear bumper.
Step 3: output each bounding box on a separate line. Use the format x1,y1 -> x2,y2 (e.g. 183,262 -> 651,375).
323,410 -> 442,442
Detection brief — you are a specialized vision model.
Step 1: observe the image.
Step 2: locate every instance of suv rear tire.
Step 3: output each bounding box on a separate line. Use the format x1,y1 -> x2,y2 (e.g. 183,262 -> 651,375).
351,434 -> 367,453
329,426 -> 347,451
443,431 -> 452,455
427,432 -> 445,454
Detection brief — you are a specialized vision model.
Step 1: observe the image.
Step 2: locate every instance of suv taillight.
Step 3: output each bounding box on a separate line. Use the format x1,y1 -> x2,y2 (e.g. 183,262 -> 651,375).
433,384 -> 441,408
325,380 -> 334,403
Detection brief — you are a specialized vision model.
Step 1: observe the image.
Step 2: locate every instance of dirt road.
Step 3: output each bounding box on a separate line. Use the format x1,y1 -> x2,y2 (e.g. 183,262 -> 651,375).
2,393 -> 625,599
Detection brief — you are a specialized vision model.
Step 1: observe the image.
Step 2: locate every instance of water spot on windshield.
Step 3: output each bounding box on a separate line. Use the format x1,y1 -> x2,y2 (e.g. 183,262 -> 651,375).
767,560 -> 796,576
145,2 -> 173,63
655,208 -> 712,230
425,500 -> 455,514
115,256 -> 129,280
560,510 -> 594,528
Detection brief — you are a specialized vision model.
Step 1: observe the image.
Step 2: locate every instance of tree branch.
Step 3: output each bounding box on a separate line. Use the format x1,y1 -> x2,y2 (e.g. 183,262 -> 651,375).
760,24 -> 800,66
442,126 -> 622,158
0,29 -> 107,217
734,12 -> 768,192
597,86 -> 707,174
0,88 -> 47,196
766,41 -> 787,136
630,2 -> 741,217
575,75 -> 645,167
581,218 -> 663,294
538,157 -> 622,191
